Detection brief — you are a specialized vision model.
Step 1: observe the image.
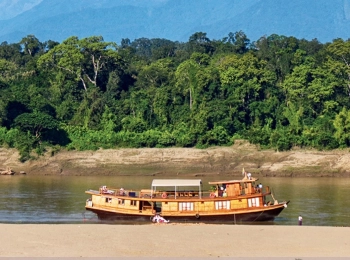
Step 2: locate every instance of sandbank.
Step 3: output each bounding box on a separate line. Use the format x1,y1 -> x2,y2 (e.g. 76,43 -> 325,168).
0,224 -> 348,257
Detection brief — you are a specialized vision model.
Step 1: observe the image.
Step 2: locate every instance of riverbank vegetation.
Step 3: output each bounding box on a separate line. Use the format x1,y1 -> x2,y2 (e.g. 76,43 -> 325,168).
0,32 -> 350,161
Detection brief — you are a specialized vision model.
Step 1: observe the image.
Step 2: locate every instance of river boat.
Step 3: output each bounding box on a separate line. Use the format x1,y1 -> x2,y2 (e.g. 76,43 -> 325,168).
85,172 -> 289,223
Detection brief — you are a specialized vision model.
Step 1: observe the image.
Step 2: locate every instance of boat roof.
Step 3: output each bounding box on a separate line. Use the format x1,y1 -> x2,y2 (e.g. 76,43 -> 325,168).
151,179 -> 202,187
209,177 -> 258,185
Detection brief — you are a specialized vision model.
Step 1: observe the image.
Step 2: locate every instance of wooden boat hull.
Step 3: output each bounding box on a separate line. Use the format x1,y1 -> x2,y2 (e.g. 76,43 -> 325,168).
85,175 -> 289,224
86,202 -> 288,224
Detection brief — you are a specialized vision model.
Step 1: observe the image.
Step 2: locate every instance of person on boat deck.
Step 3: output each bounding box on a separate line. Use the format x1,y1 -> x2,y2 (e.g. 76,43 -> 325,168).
218,186 -> 224,197
101,186 -> 113,194
223,189 -> 227,197
247,172 -> 252,179
119,188 -> 126,196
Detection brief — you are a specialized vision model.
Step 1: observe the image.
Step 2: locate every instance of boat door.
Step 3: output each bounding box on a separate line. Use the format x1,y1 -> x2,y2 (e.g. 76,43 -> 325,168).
139,201 -> 154,213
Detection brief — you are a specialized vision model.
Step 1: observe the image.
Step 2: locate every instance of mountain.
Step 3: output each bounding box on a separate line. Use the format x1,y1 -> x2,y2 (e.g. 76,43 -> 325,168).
0,0 -> 349,44
0,0 -> 42,20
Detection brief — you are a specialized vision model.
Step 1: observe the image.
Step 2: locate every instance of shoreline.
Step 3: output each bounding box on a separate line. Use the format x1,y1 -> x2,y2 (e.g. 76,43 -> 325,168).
0,224 -> 348,257
2,145 -> 350,177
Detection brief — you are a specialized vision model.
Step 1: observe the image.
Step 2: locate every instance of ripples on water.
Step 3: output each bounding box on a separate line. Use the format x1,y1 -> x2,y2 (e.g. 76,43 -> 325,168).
0,175 -> 349,226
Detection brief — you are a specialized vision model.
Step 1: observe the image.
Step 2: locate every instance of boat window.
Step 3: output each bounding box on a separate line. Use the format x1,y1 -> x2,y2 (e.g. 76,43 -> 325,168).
118,199 -> 125,205
130,200 -> 137,206
248,198 -> 260,207
179,202 -> 194,211
215,201 -> 230,210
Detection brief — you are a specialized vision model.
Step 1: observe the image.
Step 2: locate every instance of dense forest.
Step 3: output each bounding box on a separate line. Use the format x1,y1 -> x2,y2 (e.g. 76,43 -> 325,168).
0,31 -> 350,161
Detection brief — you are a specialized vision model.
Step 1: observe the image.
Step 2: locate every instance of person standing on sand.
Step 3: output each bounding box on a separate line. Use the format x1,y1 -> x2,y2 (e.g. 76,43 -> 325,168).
298,215 -> 303,225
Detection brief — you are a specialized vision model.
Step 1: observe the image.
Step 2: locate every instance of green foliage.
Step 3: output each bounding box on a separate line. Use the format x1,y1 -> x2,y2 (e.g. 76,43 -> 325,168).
172,122 -> 196,147
1,33 -> 350,161
247,126 -> 271,148
0,58 -> 18,82
0,127 -> 19,147
14,111 -> 58,138
0,127 -> 36,161
333,107 -> 350,147
63,125 -> 114,150
15,132 -> 36,162
270,129 -> 293,151
121,116 -> 147,133
199,125 -> 231,146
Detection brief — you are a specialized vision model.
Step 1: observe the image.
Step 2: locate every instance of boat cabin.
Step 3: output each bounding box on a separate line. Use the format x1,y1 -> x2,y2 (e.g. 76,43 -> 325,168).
209,177 -> 268,197
151,179 -> 202,199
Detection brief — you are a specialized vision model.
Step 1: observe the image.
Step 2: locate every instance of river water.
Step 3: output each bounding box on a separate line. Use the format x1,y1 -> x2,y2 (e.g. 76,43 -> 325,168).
0,175 -> 349,226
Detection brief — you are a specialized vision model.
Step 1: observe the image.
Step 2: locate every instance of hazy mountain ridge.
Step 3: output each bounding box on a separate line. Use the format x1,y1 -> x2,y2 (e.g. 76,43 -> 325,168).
205,0 -> 350,42
0,0 -> 42,20
0,0 -> 349,44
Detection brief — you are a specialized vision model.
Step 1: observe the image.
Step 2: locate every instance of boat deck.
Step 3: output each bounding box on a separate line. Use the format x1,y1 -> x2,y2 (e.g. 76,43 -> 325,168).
86,187 -> 266,200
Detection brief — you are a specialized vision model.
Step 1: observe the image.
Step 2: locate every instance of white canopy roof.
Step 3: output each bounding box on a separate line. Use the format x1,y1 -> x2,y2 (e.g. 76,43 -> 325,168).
151,179 -> 202,187
151,179 -> 202,199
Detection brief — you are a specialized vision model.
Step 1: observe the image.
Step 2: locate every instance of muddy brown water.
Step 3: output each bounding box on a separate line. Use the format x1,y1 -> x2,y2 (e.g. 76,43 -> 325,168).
0,175 -> 349,226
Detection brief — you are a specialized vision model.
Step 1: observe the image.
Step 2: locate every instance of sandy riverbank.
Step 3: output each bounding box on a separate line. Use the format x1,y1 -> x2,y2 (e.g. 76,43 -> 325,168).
0,224 -> 348,257
2,144 -> 350,177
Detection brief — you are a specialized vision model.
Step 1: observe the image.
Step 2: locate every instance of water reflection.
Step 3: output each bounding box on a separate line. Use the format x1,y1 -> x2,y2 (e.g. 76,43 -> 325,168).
0,175 -> 349,226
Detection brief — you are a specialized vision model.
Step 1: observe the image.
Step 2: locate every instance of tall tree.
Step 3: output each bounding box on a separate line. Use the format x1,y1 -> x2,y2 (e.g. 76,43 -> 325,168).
175,59 -> 200,110
20,35 -> 43,57
38,36 -> 120,91
188,32 -> 214,54
326,39 -> 350,98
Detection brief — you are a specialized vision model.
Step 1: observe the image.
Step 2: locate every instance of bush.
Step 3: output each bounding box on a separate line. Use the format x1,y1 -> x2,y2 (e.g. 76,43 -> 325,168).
270,129 -> 293,151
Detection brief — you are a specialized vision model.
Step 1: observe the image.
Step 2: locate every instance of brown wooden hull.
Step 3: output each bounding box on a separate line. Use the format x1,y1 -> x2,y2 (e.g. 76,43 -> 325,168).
86,202 -> 288,224
85,176 -> 289,224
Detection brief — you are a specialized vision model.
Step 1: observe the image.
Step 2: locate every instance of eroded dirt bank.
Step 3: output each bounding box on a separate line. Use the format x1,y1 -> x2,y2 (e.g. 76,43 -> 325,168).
1,141 -> 350,177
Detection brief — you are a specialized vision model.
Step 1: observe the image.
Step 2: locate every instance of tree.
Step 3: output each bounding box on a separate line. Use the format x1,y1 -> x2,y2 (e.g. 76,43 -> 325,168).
0,59 -> 17,83
188,32 -> 214,54
215,31 -> 250,54
282,102 -> 304,135
20,35 -> 43,57
136,58 -> 173,89
254,34 -> 299,83
333,107 -> 350,147
38,36 -> 120,91
218,53 -> 274,107
326,39 -> 350,98
175,59 -> 200,110
232,30 -> 250,54
0,41 -> 22,63
14,111 -> 58,139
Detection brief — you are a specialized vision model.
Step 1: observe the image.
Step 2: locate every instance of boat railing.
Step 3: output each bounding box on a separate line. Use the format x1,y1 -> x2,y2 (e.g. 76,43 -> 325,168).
141,190 -> 201,198
164,191 -> 200,197
96,186 -> 271,199
97,187 -> 202,198
99,186 -> 139,197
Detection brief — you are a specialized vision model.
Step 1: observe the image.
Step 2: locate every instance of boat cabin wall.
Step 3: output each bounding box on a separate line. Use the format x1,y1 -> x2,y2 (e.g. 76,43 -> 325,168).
226,183 -> 241,197
161,197 -> 254,214
221,181 -> 261,197
91,195 -> 140,212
